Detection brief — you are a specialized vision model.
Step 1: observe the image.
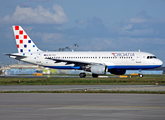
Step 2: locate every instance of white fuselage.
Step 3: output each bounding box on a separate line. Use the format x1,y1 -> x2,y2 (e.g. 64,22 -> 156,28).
12,51 -> 163,70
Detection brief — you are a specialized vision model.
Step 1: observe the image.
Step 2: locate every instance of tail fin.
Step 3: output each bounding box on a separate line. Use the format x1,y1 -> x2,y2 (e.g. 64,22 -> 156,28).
12,26 -> 41,53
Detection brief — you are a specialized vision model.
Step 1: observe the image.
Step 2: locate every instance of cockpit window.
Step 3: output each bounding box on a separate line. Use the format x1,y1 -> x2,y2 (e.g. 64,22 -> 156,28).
147,56 -> 157,59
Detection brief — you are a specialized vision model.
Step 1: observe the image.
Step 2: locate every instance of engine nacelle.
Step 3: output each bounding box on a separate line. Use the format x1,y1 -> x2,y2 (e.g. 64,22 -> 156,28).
90,65 -> 107,74
108,69 -> 126,75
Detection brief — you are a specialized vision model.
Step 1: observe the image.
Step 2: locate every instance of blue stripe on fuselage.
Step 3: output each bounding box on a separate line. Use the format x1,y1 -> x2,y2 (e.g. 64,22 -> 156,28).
44,65 -> 161,70
113,65 -> 162,70
44,66 -> 81,70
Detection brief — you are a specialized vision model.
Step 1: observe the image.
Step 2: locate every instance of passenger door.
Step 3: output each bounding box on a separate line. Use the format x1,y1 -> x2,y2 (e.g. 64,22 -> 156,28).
136,53 -> 141,63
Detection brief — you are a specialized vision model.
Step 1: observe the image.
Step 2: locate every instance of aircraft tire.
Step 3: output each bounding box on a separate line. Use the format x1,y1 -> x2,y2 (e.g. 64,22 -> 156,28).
92,74 -> 98,78
139,74 -> 143,78
79,73 -> 86,78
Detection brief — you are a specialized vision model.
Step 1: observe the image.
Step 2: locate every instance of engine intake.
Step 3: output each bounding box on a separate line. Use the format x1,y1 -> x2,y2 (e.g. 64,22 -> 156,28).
108,69 -> 126,75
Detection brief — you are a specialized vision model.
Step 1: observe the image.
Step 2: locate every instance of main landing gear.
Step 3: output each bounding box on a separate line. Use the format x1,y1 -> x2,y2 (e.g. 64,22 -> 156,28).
79,72 -> 86,78
79,73 -> 99,78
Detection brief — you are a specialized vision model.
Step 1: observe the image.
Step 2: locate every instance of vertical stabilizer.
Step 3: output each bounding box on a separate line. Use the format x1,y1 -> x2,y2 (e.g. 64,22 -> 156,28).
12,26 -> 41,53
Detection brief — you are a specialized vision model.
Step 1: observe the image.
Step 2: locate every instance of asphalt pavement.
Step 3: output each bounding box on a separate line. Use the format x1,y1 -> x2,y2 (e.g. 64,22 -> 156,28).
0,93 -> 165,120
0,85 -> 165,91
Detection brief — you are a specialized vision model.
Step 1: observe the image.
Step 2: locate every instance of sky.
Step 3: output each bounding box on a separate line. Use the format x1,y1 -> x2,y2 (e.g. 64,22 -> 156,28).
0,0 -> 165,65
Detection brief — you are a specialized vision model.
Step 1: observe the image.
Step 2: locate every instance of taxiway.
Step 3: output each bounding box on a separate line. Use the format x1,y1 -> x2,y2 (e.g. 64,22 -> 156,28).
0,85 -> 165,92
0,93 -> 165,120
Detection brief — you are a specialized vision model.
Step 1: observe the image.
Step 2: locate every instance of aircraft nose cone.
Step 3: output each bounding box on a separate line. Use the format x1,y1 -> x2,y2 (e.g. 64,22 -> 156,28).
158,59 -> 163,66
160,60 -> 163,66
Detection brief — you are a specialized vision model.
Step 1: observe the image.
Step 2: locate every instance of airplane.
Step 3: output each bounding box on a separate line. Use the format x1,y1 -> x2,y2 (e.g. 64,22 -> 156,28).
4,26 -> 163,78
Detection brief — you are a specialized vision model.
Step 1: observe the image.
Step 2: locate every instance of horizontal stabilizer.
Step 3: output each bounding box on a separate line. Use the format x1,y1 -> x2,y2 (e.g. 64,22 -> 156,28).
4,53 -> 27,60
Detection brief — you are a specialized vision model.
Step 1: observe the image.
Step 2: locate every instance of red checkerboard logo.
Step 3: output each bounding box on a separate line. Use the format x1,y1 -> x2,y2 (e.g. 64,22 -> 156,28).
15,35 -> 19,39
15,26 -> 19,30
19,30 -> 23,35
17,44 -> 19,48
24,35 -> 27,39
20,40 -> 23,44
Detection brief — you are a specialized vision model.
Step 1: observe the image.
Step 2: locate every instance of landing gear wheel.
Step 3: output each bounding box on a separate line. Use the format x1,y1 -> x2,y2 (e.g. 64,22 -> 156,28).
139,74 -> 143,78
79,73 -> 86,78
92,74 -> 98,78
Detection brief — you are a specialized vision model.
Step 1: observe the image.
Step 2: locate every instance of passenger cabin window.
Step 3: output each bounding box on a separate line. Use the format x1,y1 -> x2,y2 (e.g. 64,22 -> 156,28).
147,56 -> 157,59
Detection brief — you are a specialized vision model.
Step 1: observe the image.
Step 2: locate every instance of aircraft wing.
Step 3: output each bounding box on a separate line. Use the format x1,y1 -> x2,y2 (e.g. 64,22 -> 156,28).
46,58 -> 102,66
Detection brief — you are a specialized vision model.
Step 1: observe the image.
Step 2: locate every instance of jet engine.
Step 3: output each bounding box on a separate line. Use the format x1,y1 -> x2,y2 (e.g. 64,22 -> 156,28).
85,65 -> 107,74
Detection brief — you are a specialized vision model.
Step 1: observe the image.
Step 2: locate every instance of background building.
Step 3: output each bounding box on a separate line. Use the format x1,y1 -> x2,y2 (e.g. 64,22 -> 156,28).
0,64 -> 164,75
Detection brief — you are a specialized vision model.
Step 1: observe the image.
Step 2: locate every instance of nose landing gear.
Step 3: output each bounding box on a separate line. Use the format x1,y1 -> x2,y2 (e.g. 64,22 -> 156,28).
139,69 -> 143,78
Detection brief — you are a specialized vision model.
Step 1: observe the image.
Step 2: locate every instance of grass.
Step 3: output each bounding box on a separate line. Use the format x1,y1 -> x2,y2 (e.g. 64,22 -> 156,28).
0,75 -> 165,94
0,75 -> 165,85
